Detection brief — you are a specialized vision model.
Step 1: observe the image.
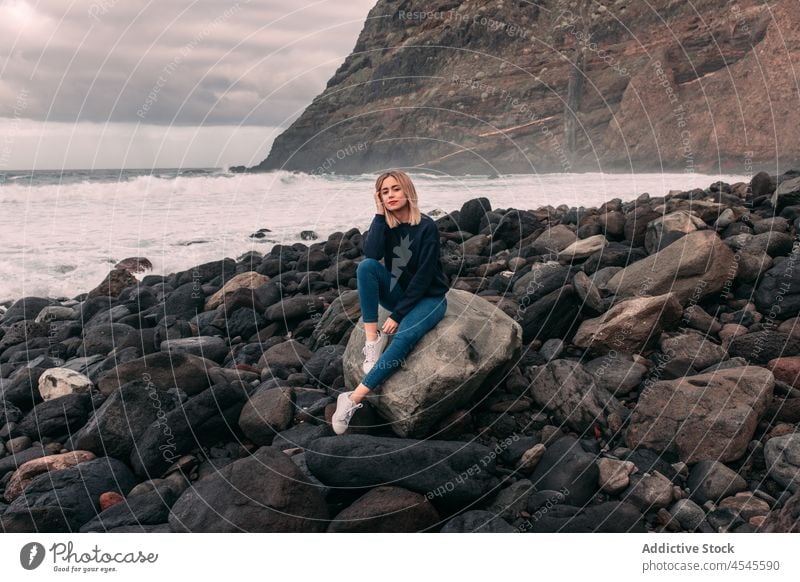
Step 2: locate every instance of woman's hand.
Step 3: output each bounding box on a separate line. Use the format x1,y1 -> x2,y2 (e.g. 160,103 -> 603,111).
382,317 -> 398,334
374,190 -> 385,215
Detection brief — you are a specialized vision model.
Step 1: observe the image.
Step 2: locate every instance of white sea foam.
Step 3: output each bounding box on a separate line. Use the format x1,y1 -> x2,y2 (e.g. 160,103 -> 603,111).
0,169 -> 749,302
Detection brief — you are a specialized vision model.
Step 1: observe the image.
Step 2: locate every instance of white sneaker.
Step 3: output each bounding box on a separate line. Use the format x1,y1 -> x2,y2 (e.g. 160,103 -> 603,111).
332,391 -> 364,435
362,330 -> 385,374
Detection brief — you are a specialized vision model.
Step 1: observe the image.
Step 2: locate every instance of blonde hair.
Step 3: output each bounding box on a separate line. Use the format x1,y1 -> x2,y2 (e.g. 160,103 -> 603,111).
375,170 -> 422,229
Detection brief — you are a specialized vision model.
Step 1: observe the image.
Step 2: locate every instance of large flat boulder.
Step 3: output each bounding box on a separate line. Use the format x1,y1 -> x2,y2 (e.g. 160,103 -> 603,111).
96,351 -> 218,396
528,360 -> 626,432
169,446 -> 328,532
344,289 -> 522,438
626,366 -> 774,463
305,434 -> 500,510
603,230 -> 736,305
573,293 -> 683,356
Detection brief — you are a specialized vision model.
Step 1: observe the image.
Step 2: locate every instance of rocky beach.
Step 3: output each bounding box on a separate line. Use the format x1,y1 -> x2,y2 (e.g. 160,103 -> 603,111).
1,170 -> 800,533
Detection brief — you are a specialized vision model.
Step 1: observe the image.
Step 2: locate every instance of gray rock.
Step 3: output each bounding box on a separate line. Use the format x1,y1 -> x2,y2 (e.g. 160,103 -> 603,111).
590,266 -> 622,289
327,486 -> 440,533
13,393 -> 92,439
755,258 -> 800,321
558,234 -> 608,261
80,487 -> 177,532
539,338 -> 564,361
604,231 -> 736,306
523,501 -> 645,532
728,331 -> 800,364
682,305 -> 723,335
573,270 -> 604,313
528,360 -> 626,432
159,336 -> 229,363
584,355 -> 648,396
305,434 -> 500,509
96,351 -> 217,396
71,379 -> 180,460
131,382 -> 246,478
687,460 -> 747,504
626,366 -> 774,463
658,330 -> 728,373
771,175 -> 800,211
169,446 -> 328,532
669,498 -> 707,530
764,433 -> 800,493
735,251 -> 773,284
440,510 -> 516,532
645,210 -> 706,255
238,387 -> 295,445
623,471 -> 673,510
574,293 -> 683,356
4,457 -> 136,529
5,435 -> 32,454
529,437 -> 599,506
484,479 -> 535,521
79,323 -> 140,357
348,289 -> 521,438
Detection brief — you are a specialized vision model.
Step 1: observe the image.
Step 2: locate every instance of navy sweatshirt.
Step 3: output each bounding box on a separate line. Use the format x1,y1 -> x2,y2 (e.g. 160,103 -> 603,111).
362,212 -> 450,323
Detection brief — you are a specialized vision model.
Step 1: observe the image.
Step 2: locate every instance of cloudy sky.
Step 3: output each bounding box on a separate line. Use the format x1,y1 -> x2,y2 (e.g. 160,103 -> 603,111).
0,0 -> 376,170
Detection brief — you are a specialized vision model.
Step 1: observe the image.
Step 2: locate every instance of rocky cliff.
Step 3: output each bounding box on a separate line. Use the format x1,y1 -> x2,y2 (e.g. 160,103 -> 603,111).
241,0 -> 800,175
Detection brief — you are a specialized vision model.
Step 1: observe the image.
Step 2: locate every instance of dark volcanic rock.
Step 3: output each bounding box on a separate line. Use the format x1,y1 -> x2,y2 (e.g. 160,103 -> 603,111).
130,382 -> 246,478
0,367 -> 45,409
305,434 -> 500,509
528,360 -> 625,433
529,437 -> 600,506
169,445 -> 328,532
96,351 -> 216,396
755,258 -> 800,321
71,379 -> 181,460
523,501 -> 646,533
4,457 -> 136,530
79,487 -> 177,532
327,486 -> 440,533
13,393 -> 92,439
728,331 -> 800,364
440,509 -> 516,532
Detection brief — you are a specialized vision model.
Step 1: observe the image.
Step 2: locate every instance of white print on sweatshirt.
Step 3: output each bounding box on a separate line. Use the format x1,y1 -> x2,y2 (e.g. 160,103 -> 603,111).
390,234 -> 412,292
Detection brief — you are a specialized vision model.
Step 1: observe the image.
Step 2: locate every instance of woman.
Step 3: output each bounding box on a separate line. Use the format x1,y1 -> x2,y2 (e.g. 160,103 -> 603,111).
332,170 -> 450,434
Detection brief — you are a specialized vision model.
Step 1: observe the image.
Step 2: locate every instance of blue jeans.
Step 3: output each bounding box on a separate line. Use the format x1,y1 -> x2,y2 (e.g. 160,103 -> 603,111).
356,258 -> 448,390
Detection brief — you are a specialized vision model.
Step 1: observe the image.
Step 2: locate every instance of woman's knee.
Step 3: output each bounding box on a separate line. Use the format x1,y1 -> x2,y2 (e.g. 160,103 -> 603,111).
357,258 -> 381,276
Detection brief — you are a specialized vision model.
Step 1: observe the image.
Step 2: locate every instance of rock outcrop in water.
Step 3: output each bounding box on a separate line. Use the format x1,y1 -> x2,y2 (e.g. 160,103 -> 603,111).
1,170 -> 800,532
237,0 -> 800,175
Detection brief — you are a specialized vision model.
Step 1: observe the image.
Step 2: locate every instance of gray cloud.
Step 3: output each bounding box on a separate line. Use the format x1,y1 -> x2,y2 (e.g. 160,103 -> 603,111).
0,0 -> 375,126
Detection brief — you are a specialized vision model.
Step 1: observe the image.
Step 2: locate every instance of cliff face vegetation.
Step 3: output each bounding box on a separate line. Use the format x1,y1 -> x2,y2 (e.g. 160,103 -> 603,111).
245,0 -> 799,175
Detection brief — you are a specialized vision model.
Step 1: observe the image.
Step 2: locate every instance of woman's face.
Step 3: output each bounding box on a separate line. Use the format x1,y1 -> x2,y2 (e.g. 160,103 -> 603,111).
379,176 -> 408,212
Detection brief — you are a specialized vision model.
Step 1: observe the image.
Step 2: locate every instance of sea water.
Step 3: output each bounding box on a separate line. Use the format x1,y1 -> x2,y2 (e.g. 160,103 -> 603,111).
0,168 -> 749,302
